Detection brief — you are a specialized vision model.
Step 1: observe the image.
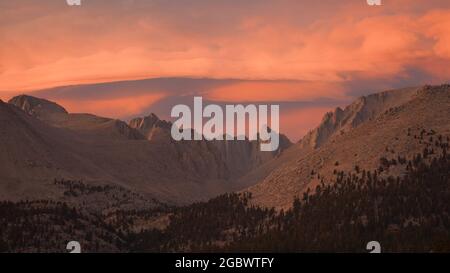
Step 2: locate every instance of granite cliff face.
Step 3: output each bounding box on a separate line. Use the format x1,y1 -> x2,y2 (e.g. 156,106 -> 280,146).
129,114 -> 172,141
247,85 -> 450,208
300,87 -> 418,149
128,112 -> 292,179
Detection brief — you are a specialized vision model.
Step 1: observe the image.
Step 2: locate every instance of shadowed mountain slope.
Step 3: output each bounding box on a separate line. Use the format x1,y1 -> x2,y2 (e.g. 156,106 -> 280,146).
246,84 -> 450,208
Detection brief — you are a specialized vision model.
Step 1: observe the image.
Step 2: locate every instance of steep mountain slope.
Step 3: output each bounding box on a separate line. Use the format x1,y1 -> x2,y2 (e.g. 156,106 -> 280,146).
0,98 -> 228,204
235,87 -> 420,188
247,84 -> 450,208
0,99 -> 116,201
300,86 -> 418,149
2,95 -> 291,206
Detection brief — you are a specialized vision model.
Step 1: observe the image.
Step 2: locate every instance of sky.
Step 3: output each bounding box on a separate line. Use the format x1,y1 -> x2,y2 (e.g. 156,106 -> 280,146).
1,0 -> 450,141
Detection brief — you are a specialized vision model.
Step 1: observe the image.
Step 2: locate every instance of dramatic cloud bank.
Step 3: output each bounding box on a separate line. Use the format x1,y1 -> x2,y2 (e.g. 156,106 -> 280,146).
1,0 -> 449,140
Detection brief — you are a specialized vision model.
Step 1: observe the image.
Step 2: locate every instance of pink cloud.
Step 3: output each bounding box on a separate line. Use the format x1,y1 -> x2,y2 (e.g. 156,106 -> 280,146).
1,1 -> 450,92
206,81 -> 349,102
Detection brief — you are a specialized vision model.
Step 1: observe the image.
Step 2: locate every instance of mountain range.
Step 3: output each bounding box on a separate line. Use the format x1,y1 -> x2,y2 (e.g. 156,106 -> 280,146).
247,84 -> 450,208
0,84 -> 449,211
1,94 -> 291,207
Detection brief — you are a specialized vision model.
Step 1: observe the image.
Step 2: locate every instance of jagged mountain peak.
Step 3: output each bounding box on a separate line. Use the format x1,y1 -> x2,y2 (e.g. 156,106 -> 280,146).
129,113 -> 171,130
299,86 -> 420,149
129,113 -> 172,141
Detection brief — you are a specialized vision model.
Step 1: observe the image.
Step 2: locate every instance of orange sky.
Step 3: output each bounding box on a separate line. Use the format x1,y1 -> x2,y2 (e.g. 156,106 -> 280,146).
1,0 -> 449,140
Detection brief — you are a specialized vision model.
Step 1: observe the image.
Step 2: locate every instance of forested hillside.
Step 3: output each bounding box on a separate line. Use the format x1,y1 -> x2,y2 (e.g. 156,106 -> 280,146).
2,130 -> 447,252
